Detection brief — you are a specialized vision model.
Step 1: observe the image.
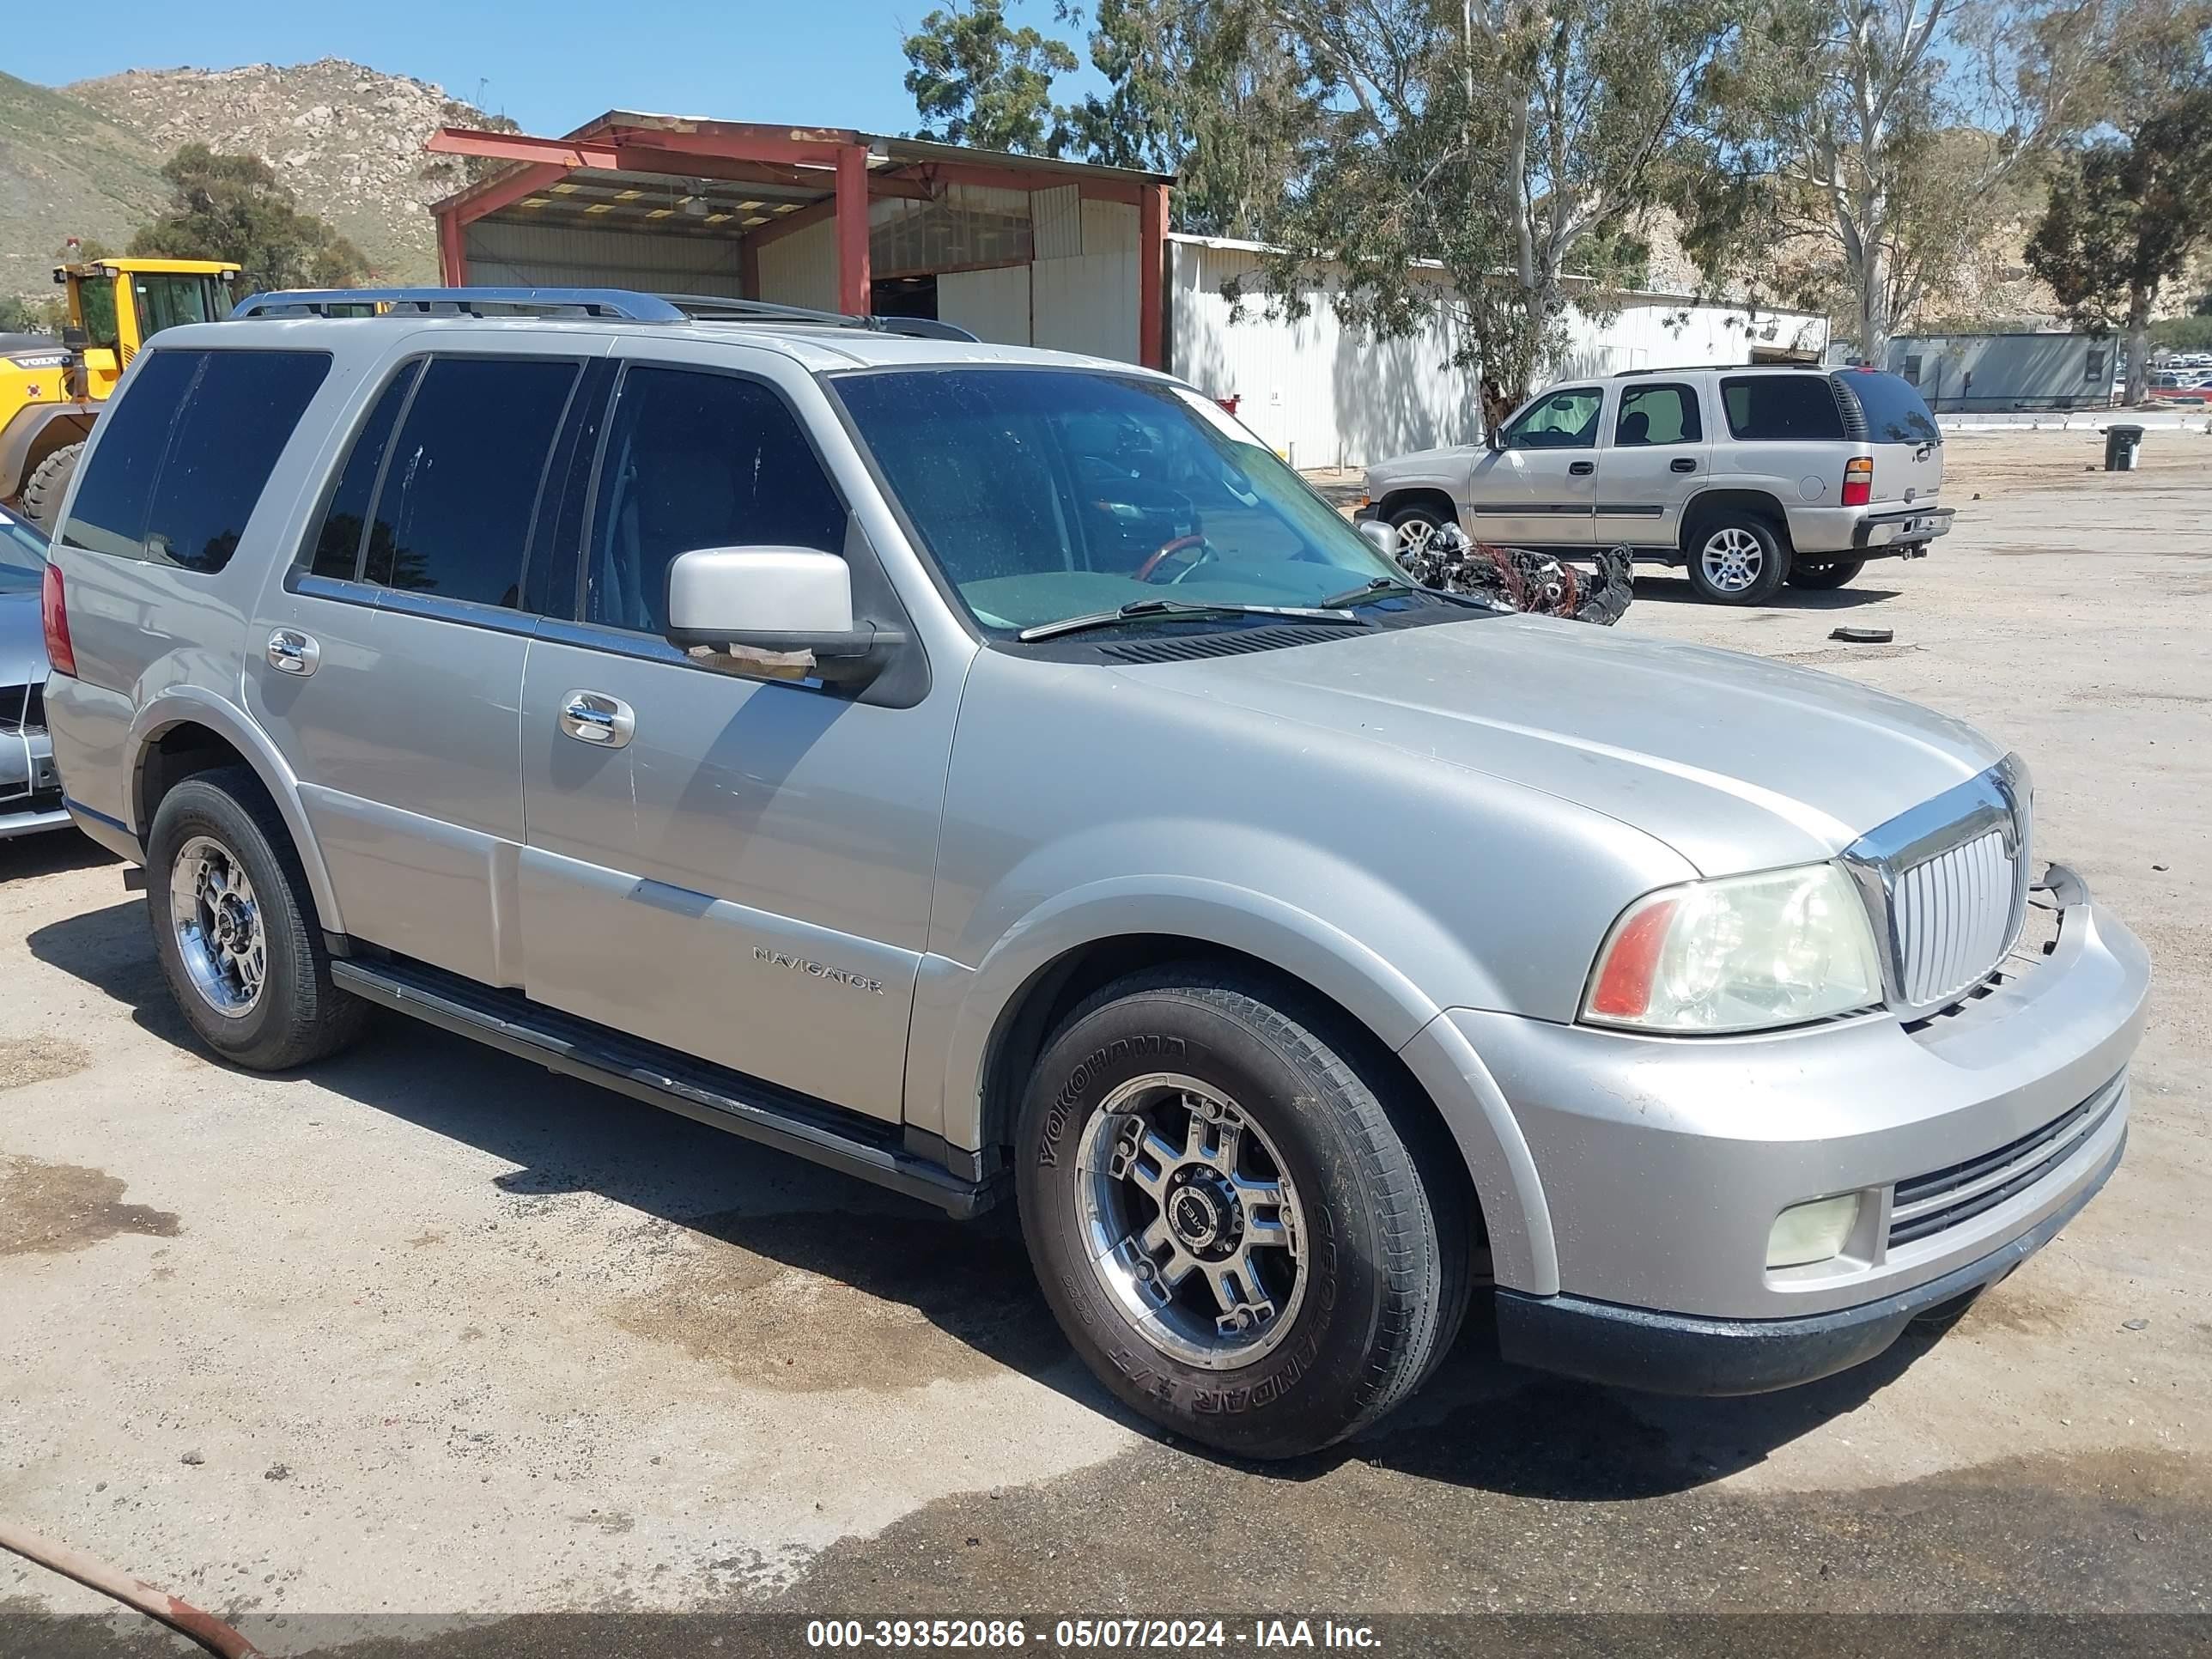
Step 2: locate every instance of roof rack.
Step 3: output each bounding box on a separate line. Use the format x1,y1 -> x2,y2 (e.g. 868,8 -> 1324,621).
228,286 -> 980,342
1613,361 -> 1826,376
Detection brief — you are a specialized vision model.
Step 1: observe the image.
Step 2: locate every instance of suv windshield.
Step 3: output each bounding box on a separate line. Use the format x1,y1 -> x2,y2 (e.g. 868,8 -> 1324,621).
832,368 -> 1409,634
133,273 -> 231,340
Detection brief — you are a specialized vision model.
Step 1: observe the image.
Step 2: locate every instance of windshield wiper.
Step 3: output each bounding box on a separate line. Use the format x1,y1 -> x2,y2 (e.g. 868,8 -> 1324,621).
1316,574 -> 1421,608
1016,598 -> 1370,643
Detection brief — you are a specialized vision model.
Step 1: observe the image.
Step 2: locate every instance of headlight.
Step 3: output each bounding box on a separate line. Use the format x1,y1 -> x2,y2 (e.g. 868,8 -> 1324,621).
1582,862 -> 1884,1034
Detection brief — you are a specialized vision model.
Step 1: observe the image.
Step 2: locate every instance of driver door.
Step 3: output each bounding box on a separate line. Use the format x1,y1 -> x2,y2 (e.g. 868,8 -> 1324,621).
1465,385 -> 1607,548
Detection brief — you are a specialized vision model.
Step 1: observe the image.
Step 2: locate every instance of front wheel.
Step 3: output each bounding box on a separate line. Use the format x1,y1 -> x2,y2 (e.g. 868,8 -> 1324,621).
146,769 -> 368,1070
1385,501 -> 1455,563
1684,514 -> 1789,605
1016,968 -> 1472,1459
1787,556 -> 1867,590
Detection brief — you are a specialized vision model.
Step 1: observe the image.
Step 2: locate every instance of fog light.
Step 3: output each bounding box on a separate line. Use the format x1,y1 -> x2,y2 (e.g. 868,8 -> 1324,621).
1766,1194 -> 1862,1269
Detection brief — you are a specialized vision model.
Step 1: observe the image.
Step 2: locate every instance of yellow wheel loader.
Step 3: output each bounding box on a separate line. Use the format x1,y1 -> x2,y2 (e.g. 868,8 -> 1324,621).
1,257 -> 240,529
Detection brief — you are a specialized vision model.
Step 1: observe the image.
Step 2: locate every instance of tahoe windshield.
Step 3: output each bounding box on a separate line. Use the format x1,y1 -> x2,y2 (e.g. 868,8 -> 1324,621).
832,368 -> 1411,635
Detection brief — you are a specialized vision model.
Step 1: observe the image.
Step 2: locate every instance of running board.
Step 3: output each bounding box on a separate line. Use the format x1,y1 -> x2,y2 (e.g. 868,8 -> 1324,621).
329,956 -> 999,1218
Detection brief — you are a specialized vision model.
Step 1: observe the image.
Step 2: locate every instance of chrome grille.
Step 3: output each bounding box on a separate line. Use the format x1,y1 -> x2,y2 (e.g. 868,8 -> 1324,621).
1893,827 -> 2028,1007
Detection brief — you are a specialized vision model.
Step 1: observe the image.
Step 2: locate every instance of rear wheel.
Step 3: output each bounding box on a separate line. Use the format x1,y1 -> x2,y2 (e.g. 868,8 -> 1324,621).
1684,512 -> 1789,605
146,769 -> 368,1070
1016,966 -> 1472,1459
20,442 -> 82,532
1787,557 -> 1866,591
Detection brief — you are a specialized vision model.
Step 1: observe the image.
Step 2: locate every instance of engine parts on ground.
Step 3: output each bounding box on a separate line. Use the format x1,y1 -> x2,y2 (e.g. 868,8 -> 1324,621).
1396,526 -> 1633,625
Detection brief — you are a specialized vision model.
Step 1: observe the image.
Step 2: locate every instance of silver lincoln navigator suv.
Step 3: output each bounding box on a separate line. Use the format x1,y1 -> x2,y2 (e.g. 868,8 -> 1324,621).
40,289 -> 2147,1459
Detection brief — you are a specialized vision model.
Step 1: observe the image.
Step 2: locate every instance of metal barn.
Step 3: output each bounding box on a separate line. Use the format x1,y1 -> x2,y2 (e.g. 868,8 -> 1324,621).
426,112 -> 1173,366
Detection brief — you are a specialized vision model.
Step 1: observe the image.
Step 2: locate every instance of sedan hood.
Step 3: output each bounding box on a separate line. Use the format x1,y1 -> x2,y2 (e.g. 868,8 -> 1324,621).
1116,616 -> 2003,874
0,592 -> 46,691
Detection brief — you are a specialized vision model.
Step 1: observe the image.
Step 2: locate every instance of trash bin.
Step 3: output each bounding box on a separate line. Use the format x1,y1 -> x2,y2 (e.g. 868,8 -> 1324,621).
2105,424 -> 2144,471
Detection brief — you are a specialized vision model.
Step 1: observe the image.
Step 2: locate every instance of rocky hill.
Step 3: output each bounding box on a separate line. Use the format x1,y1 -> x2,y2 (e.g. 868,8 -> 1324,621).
2,58 -> 492,298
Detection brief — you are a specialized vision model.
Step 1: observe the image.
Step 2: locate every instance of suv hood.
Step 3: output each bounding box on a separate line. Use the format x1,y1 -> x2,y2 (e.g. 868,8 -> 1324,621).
1116,616 -> 2003,874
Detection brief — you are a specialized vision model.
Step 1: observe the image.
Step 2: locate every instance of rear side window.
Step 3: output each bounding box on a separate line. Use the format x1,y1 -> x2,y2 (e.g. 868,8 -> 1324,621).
585,366 -> 845,634
306,362 -> 422,580
362,356 -> 579,608
1615,383 -> 1701,446
64,349 -> 330,570
1836,369 -> 1941,445
1720,375 -> 1846,442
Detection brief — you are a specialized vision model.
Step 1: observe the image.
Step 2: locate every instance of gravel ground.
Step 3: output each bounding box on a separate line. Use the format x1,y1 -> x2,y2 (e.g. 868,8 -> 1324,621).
2,428 -> 2207,1656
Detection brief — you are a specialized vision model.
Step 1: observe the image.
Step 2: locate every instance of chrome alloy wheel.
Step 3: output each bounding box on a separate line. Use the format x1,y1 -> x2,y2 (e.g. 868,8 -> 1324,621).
1073,1073 -> 1307,1370
1394,516 -> 1443,560
1698,525 -> 1766,594
170,835 -> 266,1018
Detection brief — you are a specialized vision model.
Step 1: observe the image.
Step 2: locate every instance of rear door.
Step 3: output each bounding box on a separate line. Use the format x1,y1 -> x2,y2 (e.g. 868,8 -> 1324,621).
514,346 -> 955,1120
1833,368 -> 1944,508
247,341 -> 593,987
1595,380 -> 1710,549
1465,384 -> 1606,547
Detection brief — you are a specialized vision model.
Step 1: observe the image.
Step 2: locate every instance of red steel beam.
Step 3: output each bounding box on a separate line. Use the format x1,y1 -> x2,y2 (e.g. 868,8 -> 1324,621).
428,126 -> 620,170
836,145 -> 872,315
1139,182 -> 1169,369
438,210 -> 468,284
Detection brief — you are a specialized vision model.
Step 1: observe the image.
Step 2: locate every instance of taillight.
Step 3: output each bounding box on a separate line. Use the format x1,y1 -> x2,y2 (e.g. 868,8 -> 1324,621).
41,562 -> 76,678
1841,457 -> 1873,507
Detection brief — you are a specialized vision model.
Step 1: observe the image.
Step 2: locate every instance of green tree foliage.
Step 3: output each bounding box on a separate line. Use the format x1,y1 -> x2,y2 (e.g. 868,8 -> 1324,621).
127,143 -> 369,294
902,0 -> 1081,155
2026,0 -> 2212,400
1072,0 -> 1325,237
1678,0 -> 2105,362
1235,0 -> 1745,419
0,295 -> 65,336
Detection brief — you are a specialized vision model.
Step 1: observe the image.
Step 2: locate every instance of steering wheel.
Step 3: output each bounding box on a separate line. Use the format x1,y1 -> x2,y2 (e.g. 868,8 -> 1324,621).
1134,533 -> 1217,584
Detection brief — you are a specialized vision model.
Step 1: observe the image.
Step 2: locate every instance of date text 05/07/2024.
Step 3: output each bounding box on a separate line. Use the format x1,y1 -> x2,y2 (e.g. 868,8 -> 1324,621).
805,1618 -> 1383,1649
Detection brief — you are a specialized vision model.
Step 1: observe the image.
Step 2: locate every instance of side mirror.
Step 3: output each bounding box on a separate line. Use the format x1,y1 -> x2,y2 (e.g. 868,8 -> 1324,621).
1357,520 -> 1399,558
664,546 -> 900,686
61,325 -> 88,352
1486,425 -> 1508,453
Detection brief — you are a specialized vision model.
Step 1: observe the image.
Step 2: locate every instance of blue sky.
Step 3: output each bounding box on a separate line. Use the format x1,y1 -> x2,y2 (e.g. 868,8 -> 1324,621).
16,0 -> 1105,137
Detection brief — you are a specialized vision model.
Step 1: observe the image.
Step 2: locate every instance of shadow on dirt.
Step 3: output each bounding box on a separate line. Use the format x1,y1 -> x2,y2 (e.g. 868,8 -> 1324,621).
29,895 -> 1925,1500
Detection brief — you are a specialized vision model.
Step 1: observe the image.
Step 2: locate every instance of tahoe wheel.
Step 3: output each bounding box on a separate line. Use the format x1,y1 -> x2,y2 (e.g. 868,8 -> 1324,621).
1685,513 -> 1789,605
1386,502 -> 1454,563
1017,968 -> 1472,1459
1787,556 -> 1867,591
146,769 -> 368,1070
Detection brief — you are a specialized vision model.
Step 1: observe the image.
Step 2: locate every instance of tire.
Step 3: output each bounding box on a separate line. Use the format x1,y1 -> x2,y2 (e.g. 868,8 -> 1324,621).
1683,509 -> 1790,605
20,441 -> 82,532
1016,966 -> 1473,1459
145,769 -> 368,1070
1787,556 -> 1867,591
1385,500 -> 1455,563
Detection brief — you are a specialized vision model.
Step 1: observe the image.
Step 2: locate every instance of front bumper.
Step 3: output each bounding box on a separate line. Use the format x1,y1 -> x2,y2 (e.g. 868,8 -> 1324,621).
1451,865 -> 2148,1388
1495,1127 -> 2121,1394
0,714 -> 67,839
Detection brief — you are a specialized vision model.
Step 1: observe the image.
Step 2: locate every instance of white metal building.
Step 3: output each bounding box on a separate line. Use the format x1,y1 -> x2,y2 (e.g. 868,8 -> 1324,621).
1168,234 -> 1832,469
1885,331 -> 2112,413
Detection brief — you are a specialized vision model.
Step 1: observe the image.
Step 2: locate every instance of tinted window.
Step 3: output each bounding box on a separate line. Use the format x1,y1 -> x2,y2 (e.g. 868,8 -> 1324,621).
1721,375 -> 1846,442
1615,384 -> 1701,446
63,349 -> 330,572
1838,369 -> 1941,444
1506,387 -> 1603,449
306,362 -> 422,580
0,510 -> 45,595
586,367 -> 844,633
60,350 -> 199,559
363,356 -> 578,608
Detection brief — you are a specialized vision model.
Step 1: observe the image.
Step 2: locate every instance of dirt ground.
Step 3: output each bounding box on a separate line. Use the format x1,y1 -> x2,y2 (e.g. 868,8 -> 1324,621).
2,427 -> 2208,1656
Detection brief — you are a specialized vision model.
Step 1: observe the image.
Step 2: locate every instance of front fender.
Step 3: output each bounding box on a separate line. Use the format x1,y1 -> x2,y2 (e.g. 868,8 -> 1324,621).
127,687 -> 345,934
923,870 -> 1556,1296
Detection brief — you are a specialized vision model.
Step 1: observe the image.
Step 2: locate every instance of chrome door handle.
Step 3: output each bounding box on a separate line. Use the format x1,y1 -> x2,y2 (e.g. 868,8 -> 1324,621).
559,690 -> 635,749
265,629 -> 319,676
